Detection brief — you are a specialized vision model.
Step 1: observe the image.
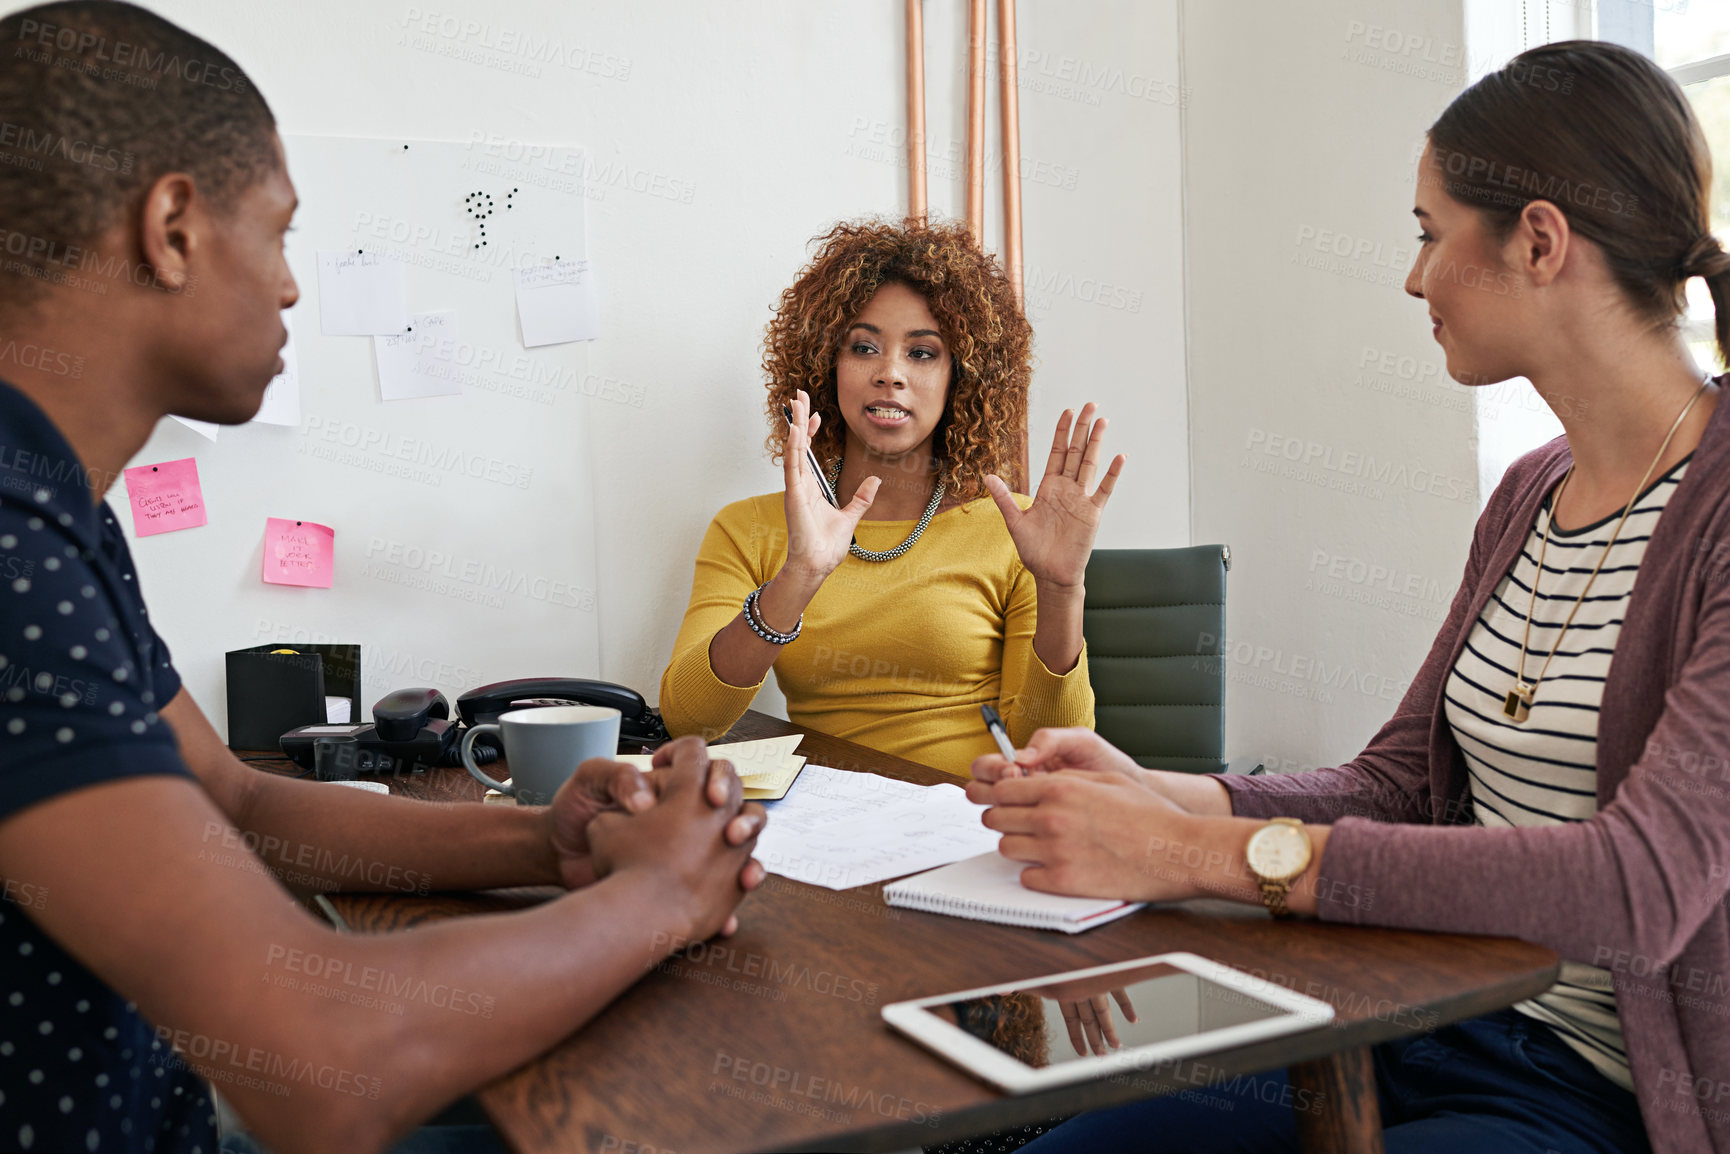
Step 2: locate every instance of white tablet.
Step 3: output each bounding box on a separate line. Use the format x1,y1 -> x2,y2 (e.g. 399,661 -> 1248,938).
880,952 -> 1334,1093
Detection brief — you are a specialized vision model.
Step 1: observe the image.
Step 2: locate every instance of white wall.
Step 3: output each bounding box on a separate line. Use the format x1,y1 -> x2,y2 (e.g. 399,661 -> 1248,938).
125,133 -> 606,743
125,0 -> 1189,733
1182,0 -> 1482,772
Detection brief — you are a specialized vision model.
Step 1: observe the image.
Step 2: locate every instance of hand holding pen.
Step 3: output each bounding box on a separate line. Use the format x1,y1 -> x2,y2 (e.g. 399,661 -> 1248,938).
968,722 -> 1146,786
783,401 -> 841,509
779,388 -> 879,583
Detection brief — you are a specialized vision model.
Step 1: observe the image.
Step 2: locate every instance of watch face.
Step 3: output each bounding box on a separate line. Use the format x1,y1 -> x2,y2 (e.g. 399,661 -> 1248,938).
1248,824 -> 1311,880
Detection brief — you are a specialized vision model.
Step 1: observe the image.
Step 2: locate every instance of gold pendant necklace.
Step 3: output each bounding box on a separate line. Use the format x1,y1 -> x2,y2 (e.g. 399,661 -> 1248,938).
1505,379 -> 1710,723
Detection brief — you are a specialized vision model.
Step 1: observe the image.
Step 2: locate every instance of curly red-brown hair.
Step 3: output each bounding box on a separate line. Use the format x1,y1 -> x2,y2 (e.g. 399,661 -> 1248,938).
762,218 -> 1031,500
990,993 -> 1052,1068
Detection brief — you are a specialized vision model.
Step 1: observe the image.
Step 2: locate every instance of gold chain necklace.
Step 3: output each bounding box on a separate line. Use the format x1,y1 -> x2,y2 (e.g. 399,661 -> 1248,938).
1504,379 -> 1710,723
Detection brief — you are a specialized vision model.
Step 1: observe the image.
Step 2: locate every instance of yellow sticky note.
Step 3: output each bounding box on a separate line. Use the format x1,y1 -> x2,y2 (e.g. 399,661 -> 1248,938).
708,734 -> 804,779
612,735 -> 807,799
742,755 -> 806,801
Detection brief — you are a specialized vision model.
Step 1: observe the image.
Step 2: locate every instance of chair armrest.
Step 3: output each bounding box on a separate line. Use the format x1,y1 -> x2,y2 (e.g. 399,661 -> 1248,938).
1223,756 -> 1265,775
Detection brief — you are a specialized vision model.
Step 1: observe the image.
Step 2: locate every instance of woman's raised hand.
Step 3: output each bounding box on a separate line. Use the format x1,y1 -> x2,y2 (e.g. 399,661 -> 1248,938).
985,403 -> 1125,589
782,389 -> 879,580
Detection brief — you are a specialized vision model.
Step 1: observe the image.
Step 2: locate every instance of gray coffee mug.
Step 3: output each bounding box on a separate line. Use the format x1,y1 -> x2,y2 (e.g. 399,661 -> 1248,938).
462,705 -> 622,806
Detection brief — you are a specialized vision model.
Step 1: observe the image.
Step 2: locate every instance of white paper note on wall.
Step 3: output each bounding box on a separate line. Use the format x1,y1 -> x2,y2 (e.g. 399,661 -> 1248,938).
251,310 -> 301,425
317,250 -> 410,336
125,134 -> 603,742
374,310 -> 461,400
514,261 -> 598,347
171,416 -> 220,441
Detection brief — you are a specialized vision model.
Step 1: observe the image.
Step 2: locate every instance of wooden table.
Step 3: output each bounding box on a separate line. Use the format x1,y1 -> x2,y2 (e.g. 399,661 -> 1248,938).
286,712 -> 1557,1154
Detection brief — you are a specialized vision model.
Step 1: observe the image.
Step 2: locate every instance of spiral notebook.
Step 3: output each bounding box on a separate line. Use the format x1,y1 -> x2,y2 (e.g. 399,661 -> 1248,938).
882,852 -> 1145,934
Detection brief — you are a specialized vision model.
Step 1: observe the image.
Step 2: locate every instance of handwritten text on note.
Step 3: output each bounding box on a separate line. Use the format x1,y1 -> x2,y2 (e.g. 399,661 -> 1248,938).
374,310 -> 461,400
262,517 -> 335,588
317,250 -> 409,336
122,458 -> 207,537
513,260 -> 598,347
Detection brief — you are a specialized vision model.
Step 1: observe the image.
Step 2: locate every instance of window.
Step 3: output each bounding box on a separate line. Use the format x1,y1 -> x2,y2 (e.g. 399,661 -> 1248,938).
1468,2 -> 1730,502
1653,3 -> 1730,369
1463,0 -> 1587,501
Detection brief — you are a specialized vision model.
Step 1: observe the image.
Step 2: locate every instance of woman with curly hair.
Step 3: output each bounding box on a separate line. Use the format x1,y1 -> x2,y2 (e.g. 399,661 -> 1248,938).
658,219 -> 1124,777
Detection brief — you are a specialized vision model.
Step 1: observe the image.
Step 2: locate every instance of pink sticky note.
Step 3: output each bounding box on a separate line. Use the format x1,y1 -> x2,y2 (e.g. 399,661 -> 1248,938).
262,517 -> 335,588
122,458 -> 207,536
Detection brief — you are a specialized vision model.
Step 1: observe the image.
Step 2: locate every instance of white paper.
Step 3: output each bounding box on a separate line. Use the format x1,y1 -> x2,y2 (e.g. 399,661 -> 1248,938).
374,310 -> 461,400
251,310 -> 301,425
323,695 -> 351,724
317,250 -> 409,336
513,261 -> 598,347
751,765 -> 1000,891
171,416 -> 219,441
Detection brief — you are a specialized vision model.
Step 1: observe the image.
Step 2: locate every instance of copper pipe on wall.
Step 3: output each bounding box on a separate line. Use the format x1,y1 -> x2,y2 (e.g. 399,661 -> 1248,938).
996,0 -> 1027,486
997,0 -> 1023,306
906,0 -> 927,222
965,0 -> 987,239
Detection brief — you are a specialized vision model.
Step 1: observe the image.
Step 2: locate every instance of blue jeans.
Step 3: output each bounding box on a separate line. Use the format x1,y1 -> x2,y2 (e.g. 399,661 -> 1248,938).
1018,1009 -> 1651,1154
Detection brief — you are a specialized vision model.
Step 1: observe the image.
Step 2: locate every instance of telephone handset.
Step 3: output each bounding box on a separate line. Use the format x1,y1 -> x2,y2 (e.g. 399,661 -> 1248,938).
280,677 -> 667,779
280,686 -> 466,777
456,677 -> 670,743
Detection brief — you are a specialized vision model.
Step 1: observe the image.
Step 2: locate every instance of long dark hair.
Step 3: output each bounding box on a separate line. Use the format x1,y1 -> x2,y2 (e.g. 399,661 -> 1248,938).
1427,40 -> 1730,366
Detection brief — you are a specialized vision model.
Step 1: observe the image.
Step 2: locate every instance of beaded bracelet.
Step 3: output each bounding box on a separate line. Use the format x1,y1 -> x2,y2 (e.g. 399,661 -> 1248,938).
743,584 -> 801,645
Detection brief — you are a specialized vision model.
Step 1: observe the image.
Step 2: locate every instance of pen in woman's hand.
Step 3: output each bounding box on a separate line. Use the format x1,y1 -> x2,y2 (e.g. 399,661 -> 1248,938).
980,704 -> 1022,778
784,403 -> 841,508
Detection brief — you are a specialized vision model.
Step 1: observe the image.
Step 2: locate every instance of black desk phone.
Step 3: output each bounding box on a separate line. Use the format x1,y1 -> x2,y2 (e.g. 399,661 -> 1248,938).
279,677 -> 669,780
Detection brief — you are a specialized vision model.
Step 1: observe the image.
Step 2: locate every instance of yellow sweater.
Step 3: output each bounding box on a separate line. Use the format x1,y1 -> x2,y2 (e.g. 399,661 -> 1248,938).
659,492 -> 1094,778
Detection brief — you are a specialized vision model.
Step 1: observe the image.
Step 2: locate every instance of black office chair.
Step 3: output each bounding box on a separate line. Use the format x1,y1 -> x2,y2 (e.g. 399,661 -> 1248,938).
1083,545 -> 1257,774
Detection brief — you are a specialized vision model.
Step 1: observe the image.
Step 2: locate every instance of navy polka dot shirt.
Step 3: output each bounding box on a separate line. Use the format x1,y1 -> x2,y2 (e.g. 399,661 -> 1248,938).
0,381 -> 216,1152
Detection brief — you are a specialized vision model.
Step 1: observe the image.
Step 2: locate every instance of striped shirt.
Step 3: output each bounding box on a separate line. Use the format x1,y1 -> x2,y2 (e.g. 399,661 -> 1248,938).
1443,456 -> 1689,1092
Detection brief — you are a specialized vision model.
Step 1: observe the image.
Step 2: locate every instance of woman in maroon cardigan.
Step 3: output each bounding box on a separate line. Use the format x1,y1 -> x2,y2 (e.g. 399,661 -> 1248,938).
969,41 -> 1730,1154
